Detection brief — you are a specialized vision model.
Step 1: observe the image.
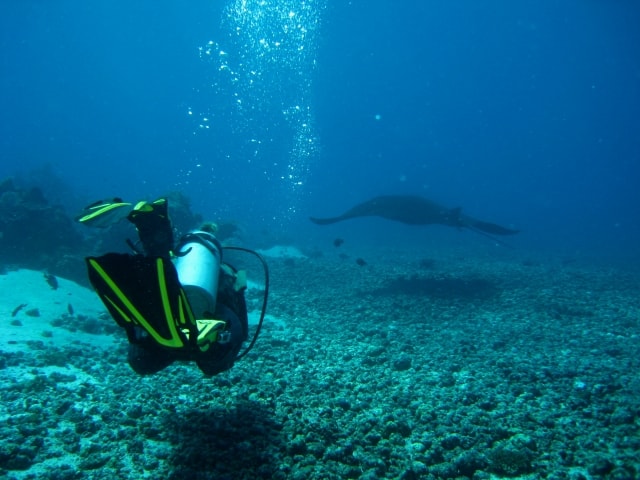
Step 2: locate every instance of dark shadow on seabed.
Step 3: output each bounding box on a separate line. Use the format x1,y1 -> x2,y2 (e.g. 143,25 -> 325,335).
165,400 -> 284,479
369,275 -> 501,301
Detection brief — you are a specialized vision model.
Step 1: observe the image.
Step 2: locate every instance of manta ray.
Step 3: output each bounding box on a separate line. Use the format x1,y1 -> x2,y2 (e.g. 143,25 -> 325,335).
310,195 -> 519,238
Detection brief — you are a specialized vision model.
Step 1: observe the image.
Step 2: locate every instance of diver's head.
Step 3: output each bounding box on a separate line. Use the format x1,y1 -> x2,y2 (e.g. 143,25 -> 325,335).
199,222 -> 218,235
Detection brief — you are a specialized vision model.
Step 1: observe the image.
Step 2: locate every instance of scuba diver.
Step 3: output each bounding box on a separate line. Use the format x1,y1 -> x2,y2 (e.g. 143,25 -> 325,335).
76,197 -> 268,376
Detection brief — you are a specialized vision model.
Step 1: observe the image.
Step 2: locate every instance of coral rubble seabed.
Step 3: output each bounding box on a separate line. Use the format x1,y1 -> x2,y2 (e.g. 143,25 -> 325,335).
1,249 -> 639,479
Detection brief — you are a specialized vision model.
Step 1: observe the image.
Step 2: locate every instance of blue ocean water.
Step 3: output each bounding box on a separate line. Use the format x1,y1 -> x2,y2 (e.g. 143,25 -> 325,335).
1,0 -> 639,261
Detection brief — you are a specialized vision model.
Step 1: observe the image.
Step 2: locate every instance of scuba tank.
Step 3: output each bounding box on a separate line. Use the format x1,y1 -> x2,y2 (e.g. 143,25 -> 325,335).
172,228 -> 270,362
172,231 -> 222,319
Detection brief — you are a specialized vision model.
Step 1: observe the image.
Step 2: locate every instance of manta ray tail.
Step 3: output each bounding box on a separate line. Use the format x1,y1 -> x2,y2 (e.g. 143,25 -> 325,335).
469,220 -> 519,236
309,216 -> 342,225
464,224 -> 517,248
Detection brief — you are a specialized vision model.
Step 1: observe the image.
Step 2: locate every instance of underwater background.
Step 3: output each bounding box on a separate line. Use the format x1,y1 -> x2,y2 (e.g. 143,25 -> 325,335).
1,1 -> 640,479
2,0 -> 639,260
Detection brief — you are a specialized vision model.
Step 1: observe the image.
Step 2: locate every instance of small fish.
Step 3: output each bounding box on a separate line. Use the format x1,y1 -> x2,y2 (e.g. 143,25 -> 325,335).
355,258 -> 367,267
44,273 -> 59,290
12,303 -> 28,317
67,303 -> 74,315
333,238 -> 344,247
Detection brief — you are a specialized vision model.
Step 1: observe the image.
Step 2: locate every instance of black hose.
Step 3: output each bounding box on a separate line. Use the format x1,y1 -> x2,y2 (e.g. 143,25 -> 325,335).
223,246 -> 269,360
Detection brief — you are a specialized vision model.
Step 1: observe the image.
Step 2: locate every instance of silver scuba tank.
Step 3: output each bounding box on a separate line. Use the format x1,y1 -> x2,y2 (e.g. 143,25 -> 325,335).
172,231 -> 222,319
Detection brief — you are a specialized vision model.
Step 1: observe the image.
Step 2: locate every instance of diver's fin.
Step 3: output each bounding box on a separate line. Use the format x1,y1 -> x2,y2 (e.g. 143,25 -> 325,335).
193,319 -> 228,351
86,253 -> 197,349
87,252 -> 230,351
76,198 -> 133,228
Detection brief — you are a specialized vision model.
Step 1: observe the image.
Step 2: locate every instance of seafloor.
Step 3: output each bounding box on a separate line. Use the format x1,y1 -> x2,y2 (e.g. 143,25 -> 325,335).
1,246 -> 638,480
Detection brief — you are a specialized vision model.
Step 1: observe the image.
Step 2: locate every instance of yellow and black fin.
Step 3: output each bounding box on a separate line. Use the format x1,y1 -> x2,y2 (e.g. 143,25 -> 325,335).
86,253 -> 197,349
76,198 -> 133,228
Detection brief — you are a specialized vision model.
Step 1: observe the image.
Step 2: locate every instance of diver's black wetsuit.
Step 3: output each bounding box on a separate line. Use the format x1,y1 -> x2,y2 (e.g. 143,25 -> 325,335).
127,267 -> 248,376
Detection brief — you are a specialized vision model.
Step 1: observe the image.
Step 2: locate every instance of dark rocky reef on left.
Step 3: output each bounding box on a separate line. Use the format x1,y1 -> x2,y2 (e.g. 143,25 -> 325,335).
0,177 -> 205,287
0,177 -> 86,282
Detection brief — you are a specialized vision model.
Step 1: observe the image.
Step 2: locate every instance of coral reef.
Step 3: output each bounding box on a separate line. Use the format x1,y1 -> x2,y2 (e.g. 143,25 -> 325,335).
1,252 -> 638,479
0,178 -> 84,280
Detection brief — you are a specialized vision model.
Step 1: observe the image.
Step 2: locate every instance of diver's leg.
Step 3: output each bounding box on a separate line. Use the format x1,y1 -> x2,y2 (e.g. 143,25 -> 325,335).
127,342 -> 174,375
196,305 -> 244,376
127,199 -> 174,257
